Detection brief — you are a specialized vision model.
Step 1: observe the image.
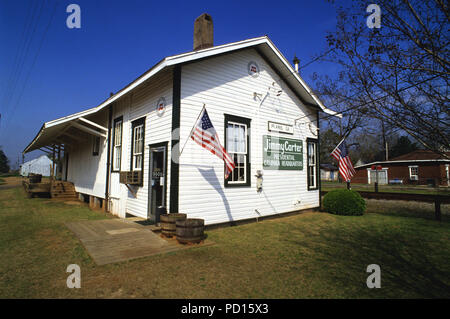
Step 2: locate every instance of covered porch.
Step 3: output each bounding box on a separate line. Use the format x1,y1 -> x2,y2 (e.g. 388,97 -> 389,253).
23,106 -> 111,209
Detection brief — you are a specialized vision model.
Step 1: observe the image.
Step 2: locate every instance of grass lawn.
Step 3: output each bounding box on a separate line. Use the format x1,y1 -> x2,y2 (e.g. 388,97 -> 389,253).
322,181 -> 450,196
1,177 -> 449,298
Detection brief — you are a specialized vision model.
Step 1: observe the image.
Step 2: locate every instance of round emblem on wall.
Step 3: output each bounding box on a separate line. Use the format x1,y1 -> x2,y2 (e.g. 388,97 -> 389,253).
248,61 -> 260,78
156,97 -> 166,116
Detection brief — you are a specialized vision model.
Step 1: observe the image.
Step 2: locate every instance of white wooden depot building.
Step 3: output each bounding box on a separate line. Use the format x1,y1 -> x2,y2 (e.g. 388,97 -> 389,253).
24,14 -> 338,226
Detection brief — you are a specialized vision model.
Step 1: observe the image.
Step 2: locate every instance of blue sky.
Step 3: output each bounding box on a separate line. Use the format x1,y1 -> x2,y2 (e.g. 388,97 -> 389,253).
0,0 -> 346,167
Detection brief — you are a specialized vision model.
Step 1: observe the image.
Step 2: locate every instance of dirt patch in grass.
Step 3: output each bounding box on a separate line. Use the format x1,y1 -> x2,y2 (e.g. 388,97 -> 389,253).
1,176 -> 24,187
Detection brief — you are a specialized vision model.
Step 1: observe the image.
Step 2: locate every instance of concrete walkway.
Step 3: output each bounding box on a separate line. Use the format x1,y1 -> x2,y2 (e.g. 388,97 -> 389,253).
65,219 -> 213,265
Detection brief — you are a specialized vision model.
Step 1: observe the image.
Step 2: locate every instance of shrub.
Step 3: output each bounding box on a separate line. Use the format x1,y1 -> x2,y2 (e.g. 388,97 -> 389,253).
323,189 -> 366,216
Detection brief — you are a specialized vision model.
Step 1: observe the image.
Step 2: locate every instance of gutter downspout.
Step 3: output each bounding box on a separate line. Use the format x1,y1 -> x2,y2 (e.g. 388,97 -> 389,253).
105,105 -> 113,211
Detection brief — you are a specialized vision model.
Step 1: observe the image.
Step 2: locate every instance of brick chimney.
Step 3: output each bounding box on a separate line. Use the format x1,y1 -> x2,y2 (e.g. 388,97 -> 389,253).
193,13 -> 213,51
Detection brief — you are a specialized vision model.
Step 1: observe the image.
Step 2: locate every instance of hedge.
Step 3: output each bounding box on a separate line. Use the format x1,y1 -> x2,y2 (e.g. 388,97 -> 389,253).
323,189 -> 366,216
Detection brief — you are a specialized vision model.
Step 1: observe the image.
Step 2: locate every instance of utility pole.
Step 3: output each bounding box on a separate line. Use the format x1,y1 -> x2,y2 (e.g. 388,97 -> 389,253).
385,141 -> 389,161
381,120 -> 388,161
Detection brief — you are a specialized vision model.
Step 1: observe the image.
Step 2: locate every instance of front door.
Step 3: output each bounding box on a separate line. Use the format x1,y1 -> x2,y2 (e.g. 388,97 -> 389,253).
148,143 -> 167,222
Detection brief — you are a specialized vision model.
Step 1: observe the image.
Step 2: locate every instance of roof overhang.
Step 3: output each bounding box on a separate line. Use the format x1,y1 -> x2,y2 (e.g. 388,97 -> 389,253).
24,36 -> 339,153
23,114 -> 108,154
355,159 -> 450,169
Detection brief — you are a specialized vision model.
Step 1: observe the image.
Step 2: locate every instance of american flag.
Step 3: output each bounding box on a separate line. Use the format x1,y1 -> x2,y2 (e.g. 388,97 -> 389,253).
331,140 -> 356,182
190,108 -> 235,178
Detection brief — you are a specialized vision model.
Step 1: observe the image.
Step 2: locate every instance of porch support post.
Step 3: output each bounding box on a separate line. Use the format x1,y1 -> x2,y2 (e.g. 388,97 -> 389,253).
435,199 -> 442,221
57,145 -> 61,180
51,146 -> 55,179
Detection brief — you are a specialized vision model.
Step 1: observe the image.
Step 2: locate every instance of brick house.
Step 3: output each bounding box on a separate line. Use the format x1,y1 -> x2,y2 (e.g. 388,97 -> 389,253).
353,150 -> 450,186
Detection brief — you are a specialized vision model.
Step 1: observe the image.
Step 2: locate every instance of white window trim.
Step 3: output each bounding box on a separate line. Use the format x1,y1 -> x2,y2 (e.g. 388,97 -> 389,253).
92,136 -> 100,156
408,165 -> 418,180
446,164 -> 449,186
308,142 -> 317,189
113,119 -> 122,171
367,167 -> 389,184
227,121 -> 248,184
132,124 -> 144,171
227,121 -> 248,154
228,154 -> 247,185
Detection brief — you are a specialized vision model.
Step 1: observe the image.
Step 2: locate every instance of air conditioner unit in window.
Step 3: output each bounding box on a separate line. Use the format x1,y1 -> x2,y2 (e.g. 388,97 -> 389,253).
119,171 -> 143,185
410,175 -> 418,181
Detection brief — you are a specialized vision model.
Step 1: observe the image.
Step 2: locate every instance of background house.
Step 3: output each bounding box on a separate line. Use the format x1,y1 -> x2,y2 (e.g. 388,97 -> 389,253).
320,163 -> 338,181
19,154 -> 53,177
353,150 -> 450,186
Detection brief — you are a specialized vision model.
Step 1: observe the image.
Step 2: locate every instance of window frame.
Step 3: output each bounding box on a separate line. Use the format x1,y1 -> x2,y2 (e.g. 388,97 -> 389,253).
224,114 -> 251,188
306,138 -> 318,190
130,117 -> 145,172
409,165 -> 419,180
111,116 -> 123,172
92,136 -> 100,156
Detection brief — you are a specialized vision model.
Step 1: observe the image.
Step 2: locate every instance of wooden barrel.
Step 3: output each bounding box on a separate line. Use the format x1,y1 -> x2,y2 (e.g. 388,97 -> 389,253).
176,218 -> 204,244
160,213 -> 187,238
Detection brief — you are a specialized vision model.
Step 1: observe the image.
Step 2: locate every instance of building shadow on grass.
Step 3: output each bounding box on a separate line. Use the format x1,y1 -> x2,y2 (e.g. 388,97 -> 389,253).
282,216 -> 450,298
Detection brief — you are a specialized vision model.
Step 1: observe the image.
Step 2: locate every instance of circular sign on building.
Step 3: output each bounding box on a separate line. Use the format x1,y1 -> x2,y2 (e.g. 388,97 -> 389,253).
248,61 -> 260,78
156,97 -> 166,116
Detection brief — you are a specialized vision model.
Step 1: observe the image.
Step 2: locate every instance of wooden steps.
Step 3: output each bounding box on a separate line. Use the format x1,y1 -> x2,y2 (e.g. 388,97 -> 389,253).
51,181 -> 78,200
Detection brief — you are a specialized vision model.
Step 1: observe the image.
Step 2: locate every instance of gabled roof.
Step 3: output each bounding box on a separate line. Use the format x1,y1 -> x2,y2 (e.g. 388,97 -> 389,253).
355,150 -> 450,168
320,163 -> 338,171
390,150 -> 450,161
24,36 -> 338,153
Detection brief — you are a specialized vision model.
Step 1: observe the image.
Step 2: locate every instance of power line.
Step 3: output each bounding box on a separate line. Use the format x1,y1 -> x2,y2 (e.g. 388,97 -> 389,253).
0,0 -> 35,113
1,1 -> 59,138
2,0 -> 45,119
300,48 -> 335,70
294,68 -> 439,124
296,74 -> 442,126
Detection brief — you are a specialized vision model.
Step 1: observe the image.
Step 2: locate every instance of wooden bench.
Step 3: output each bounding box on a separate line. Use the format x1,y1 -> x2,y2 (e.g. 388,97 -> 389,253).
22,180 -> 51,198
321,190 -> 450,221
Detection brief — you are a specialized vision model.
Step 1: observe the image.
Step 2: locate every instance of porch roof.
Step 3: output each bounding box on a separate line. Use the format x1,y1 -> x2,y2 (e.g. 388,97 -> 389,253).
23,109 -> 108,154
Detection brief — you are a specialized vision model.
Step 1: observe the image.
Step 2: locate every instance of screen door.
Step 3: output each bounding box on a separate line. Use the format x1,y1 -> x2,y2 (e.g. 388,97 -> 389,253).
148,143 -> 167,222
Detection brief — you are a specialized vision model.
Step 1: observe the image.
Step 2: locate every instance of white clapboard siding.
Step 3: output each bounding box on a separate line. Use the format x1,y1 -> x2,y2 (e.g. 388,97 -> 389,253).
67,111 -> 109,199
109,95 -> 130,217
179,48 -> 319,225
111,70 -> 173,218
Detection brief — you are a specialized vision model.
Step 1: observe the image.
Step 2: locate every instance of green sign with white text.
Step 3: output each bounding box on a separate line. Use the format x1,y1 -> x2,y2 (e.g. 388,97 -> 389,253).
263,135 -> 303,170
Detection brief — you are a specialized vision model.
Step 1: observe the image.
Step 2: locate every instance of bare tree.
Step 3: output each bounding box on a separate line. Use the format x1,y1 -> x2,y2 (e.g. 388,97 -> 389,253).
314,74 -> 371,140
319,0 -> 449,157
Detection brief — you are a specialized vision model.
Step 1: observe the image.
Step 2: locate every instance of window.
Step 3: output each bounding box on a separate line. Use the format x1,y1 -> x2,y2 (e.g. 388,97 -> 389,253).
92,136 -> 100,156
131,117 -> 145,171
307,138 -> 318,190
409,166 -> 418,180
112,117 -> 123,171
225,114 -> 251,187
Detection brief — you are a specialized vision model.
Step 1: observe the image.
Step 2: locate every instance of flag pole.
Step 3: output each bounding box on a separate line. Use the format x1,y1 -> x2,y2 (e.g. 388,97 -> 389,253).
330,136 -> 346,156
179,104 -> 206,157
